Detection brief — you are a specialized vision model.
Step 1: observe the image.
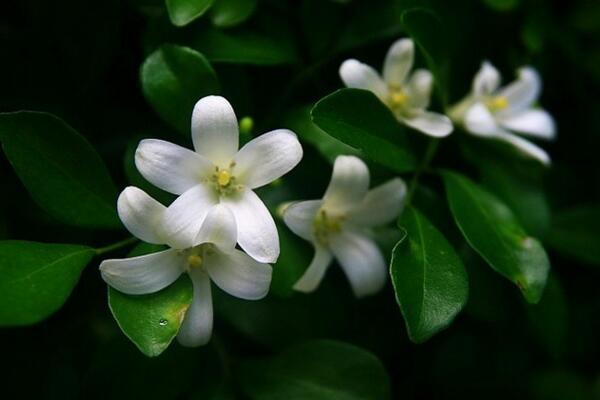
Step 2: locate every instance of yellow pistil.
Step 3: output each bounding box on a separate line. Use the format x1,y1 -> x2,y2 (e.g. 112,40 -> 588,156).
313,209 -> 343,245
217,169 -> 232,187
486,96 -> 509,112
388,90 -> 408,108
187,254 -> 203,269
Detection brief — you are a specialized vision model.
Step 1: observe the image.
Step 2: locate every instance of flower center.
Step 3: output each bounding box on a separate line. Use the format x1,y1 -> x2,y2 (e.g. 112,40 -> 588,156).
210,163 -> 243,196
313,209 -> 344,245
387,86 -> 408,110
187,254 -> 203,269
486,95 -> 509,112
217,170 -> 232,186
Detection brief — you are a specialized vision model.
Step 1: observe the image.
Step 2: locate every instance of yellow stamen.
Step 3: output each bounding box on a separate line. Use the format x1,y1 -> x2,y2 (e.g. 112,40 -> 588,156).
217,170 -> 232,186
487,96 -> 509,112
389,91 -> 408,107
187,254 -> 203,269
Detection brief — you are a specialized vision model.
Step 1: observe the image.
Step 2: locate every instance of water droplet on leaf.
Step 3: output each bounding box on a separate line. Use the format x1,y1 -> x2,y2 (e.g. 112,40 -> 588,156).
159,318 -> 168,326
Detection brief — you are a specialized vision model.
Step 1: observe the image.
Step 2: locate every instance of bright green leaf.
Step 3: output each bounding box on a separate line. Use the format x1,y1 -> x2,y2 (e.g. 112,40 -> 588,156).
391,207 -> 468,343
108,275 -> 193,357
141,44 -> 220,135
238,340 -> 391,400
546,205 -> 600,266
210,0 -> 257,27
0,112 -> 120,229
442,171 -> 550,303
0,241 -> 95,326
166,0 -> 214,26
311,89 -> 417,173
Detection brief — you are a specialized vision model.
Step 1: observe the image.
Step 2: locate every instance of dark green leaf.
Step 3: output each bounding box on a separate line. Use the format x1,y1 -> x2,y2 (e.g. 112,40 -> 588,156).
311,89 -> 417,173
108,275 -> 193,357
210,0 -> 257,27
166,0 -> 214,26
238,340 -> 391,400
391,207 -> 468,343
141,44 -> 220,135
0,241 -> 94,326
483,0 -> 520,12
442,171 -> 550,303
546,205 -> 600,266
0,112 -> 120,229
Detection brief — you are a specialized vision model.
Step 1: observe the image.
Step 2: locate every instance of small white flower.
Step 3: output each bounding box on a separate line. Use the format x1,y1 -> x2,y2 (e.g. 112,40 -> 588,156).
135,95 -> 303,263
449,61 -> 556,165
282,156 -> 406,297
339,38 -> 453,138
100,187 -> 272,347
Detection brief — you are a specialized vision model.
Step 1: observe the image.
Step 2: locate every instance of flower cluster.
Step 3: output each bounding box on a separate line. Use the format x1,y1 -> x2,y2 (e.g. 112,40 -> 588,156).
340,38 -> 556,164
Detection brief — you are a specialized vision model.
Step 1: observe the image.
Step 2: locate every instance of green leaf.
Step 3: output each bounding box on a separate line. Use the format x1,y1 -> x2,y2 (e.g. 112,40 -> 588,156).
0,241 -> 95,326
284,105 -> 360,163
238,340 -> 391,400
0,112 -> 120,229
311,89 -> 417,173
108,275 -> 193,357
210,0 -> 257,27
442,171 -> 550,303
483,0 -> 520,12
391,207 -> 468,343
141,44 -> 220,135
166,0 -> 214,26
546,205 -> 600,266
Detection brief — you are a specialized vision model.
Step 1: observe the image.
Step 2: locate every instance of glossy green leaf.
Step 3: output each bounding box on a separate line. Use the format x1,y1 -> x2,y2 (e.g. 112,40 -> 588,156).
210,0 -> 257,27
0,241 -> 95,326
238,340 -> 391,400
442,171 -> 550,303
546,205 -> 600,266
311,89 -> 417,173
141,44 -> 220,135
166,0 -> 214,26
391,207 -> 468,343
0,112 -> 120,229
108,274 -> 193,357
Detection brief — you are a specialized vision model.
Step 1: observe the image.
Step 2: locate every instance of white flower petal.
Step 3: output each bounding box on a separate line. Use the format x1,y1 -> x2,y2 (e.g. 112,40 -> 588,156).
329,231 -> 387,298
205,248 -> 272,300
135,139 -> 213,195
177,269 -> 213,347
100,249 -> 185,295
233,129 -> 303,189
195,204 -> 237,250
402,111 -> 454,137
117,186 -> 166,244
464,102 -> 500,136
222,188 -> 279,263
339,59 -> 388,100
191,96 -> 239,167
293,246 -> 333,293
383,38 -> 414,87
497,67 -> 541,115
496,132 -> 551,166
406,69 -> 433,110
323,155 -> 370,213
347,178 -> 407,227
498,109 -> 556,140
472,61 -> 500,97
162,185 -> 219,249
282,200 -> 322,241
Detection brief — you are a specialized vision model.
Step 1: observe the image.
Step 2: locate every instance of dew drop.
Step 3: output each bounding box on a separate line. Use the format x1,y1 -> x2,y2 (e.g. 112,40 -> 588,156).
159,318 -> 168,326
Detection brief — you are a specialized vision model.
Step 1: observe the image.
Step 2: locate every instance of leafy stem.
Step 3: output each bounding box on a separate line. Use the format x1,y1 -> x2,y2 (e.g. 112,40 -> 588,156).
406,138 -> 440,204
95,237 -> 138,256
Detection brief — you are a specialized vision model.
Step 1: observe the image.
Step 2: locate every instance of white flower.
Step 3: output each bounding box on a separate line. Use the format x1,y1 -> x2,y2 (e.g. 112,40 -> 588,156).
281,156 -> 406,297
135,95 -> 303,263
449,61 -> 556,165
100,187 -> 272,347
339,38 -> 453,138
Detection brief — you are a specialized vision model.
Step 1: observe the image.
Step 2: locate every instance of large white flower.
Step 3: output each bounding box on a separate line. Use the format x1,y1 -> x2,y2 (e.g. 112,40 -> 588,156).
135,95 -> 303,263
339,38 -> 453,138
282,156 -> 406,297
449,61 -> 556,165
100,187 -> 272,347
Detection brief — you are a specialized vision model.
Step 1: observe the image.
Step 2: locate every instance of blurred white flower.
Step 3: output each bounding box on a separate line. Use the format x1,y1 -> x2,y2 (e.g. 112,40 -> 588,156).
282,156 -> 406,297
100,187 -> 272,347
339,38 -> 453,138
135,95 -> 303,263
449,61 -> 556,165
